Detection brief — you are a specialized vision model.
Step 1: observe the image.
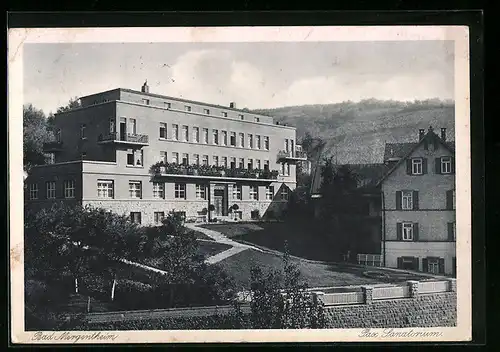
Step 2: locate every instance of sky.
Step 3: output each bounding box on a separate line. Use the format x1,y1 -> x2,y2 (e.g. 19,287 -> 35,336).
23,41 -> 454,114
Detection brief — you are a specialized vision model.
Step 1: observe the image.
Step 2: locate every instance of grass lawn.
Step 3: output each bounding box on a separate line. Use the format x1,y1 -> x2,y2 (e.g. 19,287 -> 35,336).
187,228 -> 215,241
201,221 -> 335,261
197,241 -> 232,258
218,248 -> 434,290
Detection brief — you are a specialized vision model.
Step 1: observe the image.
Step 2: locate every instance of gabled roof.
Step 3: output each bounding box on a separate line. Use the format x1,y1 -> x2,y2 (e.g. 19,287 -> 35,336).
384,141 -> 456,162
376,128 -> 455,186
310,163 -> 389,196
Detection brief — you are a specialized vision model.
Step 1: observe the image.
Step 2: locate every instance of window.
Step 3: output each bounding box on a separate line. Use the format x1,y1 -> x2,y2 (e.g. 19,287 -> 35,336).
213,129 -> 219,145
256,135 -> 261,149
172,124 -> 179,140
281,163 -> 290,176
441,156 -> 452,174
221,156 -> 228,168
238,114 -> 244,120
130,212 -> 141,224
45,153 -> 55,164
239,133 -> 245,147
256,159 -> 261,170
398,257 -> 418,270
45,181 -> 56,199
80,124 -> 86,139
182,153 -> 189,166
202,155 -> 209,166
249,186 -> 259,200
175,183 -> 186,199
129,118 -> 137,135
247,158 -> 253,170
233,185 -> 242,200
264,136 -> 269,150
238,158 -> 244,169
182,125 -> 189,141
401,191 -> 413,210
160,151 -> 167,163
193,127 -> 200,143
203,128 -> 209,144
153,182 -> 165,199
230,132 -> 236,146
285,139 -> 289,152
97,180 -> 114,198
280,187 -> 289,201
230,157 -> 236,169
221,131 -> 227,146
126,150 -> 143,167
29,184 -> 38,200
129,181 -> 142,199
196,184 -> 207,200
222,111 -> 228,117
159,123 -> 167,139
203,108 -> 210,114
184,105 -> 191,112
164,102 -> 171,109
411,158 -> 423,175
56,129 -> 62,142
248,134 -> 253,148
62,180 -> 74,199
154,212 -> 165,225
427,258 -> 440,274
264,160 -> 270,171
402,222 -> 414,241
266,186 -> 274,200
193,154 -> 200,166
109,118 -> 115,133
254,117 -> 260,122
172,152 -> 179,164
142,98 -> 150,105
213,156 -> 219,167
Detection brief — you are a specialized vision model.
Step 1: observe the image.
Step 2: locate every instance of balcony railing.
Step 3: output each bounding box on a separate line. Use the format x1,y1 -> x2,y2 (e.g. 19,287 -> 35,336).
277,149 -> 307,162
98,132 -> 149,145
150,162 -> 279,181
42,140 -> 63,152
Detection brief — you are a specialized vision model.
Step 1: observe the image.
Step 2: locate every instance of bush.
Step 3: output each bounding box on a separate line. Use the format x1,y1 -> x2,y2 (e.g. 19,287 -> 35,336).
113,279 -> 154,310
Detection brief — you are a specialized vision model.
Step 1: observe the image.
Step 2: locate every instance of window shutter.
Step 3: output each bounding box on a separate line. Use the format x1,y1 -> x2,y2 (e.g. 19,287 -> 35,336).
446,190 -> 453,210
435,157 -> 441,174
422,158 -> 428,174
406,159 -> 412,175
438,258 -> 445,274
397,223 -> 402,240
413,223 -> 419,241
422,258 -> 428,272
451,156 -> 456,174
413,191 -> 419,210
397,257 -> 403,269
413,257 -> 420,271
396,191 -> 402,210
448,222 -> 454,241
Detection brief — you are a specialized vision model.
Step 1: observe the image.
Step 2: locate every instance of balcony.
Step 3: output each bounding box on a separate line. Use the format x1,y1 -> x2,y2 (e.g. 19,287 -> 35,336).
43,141 -> 63,152
150,162 -> 279,182
98,132 -> 149,146
276,148 -> 307,163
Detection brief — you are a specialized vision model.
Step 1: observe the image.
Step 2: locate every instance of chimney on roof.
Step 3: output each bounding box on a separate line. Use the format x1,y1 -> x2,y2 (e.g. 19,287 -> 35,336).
419,129 -> 425,140
229,102 -> 236,108
441,128 -> 447,141
141,80 -> 149,93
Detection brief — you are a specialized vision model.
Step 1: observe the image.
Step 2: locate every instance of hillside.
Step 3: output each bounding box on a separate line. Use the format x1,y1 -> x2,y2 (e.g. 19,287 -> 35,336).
254,99 -> 455,164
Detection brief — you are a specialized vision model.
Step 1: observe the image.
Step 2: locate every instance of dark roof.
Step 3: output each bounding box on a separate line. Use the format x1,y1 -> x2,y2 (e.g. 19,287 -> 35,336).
384,140 -> 455,161
310,163 -> 389,196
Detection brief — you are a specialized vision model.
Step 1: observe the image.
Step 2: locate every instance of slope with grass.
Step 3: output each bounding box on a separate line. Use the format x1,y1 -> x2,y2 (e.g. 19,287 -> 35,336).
254,99 -> 455,164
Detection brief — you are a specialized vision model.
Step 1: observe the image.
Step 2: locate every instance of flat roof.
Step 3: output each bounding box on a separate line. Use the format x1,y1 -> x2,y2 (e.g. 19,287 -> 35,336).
80,88 -> 278,120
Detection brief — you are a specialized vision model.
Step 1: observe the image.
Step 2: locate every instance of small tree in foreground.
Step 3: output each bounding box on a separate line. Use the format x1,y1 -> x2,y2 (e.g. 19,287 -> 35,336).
241,242 -> 326,329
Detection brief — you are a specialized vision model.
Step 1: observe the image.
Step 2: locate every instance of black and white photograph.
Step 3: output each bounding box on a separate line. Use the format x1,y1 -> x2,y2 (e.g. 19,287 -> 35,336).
9,25 -> 472,343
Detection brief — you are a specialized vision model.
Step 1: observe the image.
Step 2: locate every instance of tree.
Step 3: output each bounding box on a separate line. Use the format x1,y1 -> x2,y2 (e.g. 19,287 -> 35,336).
23,104 -> 54,171
243,242 -> 326,329
56,96 -> 81,113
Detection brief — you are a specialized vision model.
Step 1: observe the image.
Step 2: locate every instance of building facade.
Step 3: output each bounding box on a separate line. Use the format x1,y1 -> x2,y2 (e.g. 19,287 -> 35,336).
379,127 -> 456,275
26,82 -> 307,225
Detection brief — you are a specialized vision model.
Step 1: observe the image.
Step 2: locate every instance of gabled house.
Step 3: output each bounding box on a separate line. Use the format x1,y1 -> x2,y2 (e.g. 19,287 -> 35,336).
378,126 -> 456,275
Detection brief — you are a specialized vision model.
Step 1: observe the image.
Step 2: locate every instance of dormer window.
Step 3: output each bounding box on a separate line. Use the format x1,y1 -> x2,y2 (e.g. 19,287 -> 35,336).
222,111 -> 228,117
142,98 -> 150,105
184,105 -> 191,112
